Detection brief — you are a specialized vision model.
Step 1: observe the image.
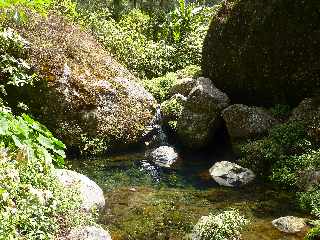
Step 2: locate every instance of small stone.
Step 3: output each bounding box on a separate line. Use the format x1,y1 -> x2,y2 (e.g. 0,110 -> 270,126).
129,188 -> 137,192
272,216 -> 307,234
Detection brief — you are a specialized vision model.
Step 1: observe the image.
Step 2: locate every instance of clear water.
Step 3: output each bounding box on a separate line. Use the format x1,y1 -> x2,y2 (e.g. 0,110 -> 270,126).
67,150 -> 308,240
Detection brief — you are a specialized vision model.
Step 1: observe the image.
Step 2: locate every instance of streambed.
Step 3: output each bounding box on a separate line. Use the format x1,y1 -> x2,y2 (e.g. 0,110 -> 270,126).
67,150 -> 308,240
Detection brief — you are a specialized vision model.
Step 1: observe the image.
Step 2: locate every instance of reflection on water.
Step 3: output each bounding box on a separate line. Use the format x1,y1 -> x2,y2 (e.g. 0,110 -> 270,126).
67,150 -> 308,240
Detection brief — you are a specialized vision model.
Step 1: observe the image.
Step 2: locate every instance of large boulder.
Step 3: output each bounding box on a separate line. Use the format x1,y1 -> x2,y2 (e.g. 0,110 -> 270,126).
55,169 -> 105,211
272,216 -> 307,234
12,14 -> 156,154
68,226 -> 112,240
177,77 -> 230,149
290,98 -> 320,143
209,161 -> 255,187
202,0 -> 320,106
222,104 -> 278,141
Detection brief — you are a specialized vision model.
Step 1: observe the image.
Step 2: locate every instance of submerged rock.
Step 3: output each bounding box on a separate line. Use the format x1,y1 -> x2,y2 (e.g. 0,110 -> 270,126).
272,216 -> 307,234
55,169 -> 105,211
149,146 -> 179,168
68,226 -> 112,240
222,104 -> 278,141
13,13 -> 156,154
209,161 -> 255,187
177,77 -> 230,149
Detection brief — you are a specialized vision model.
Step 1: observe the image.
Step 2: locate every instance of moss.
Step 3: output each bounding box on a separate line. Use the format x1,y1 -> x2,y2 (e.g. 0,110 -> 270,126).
5,13 -> 156,154
202,0 -> 320,106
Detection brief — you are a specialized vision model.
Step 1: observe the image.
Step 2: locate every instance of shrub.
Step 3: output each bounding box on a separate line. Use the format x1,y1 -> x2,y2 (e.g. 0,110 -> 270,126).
299,189 -> 320,216
271,150 -> 320,189
269,121 -> 310,155
239,138 -> 282,178
0,109 -> 66,167
0,28 -> 37,111
269,104 -> 291,121
305,226 -> 320,240
191,209 -> 249,240
142,72 -> 178,102
84,4 -> 215,79
0,148 -> 93,239
239,121 -> 318,189
161,96 -> 184,120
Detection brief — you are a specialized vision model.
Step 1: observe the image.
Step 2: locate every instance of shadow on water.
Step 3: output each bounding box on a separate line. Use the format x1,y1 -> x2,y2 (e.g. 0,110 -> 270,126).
67,142 -> 309,240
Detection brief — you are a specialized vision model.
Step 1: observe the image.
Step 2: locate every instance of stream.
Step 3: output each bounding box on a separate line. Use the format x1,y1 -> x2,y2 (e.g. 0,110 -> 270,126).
67,148 -> 308,240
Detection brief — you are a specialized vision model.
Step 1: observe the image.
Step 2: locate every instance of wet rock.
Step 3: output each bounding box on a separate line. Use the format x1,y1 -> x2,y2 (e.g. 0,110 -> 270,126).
68,226 -> 112,240
272,216 -> 307,234
55,169 -> 105,211
149,146 -> 179,168
209,161 -> 255,187
222,104 -> 278,141
177,77 -> 230,149
169,77 -> 197,97
291,98 -> 320,143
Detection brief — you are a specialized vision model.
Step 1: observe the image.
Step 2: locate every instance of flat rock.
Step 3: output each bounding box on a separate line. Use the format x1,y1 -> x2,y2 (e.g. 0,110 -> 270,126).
272,216 -> 307,234
55,169 -> 105,211
209,161 -> 255,187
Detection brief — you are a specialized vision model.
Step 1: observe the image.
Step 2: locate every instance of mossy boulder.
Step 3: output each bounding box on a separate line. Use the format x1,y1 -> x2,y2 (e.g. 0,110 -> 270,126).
202,0 -> 320,106
222,104 -> 278,141
11,13 -> 156,154
177,77 -> 230,149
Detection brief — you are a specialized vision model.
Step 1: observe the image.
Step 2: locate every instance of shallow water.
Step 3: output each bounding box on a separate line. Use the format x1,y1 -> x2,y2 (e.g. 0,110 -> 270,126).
67,150 -> 308,240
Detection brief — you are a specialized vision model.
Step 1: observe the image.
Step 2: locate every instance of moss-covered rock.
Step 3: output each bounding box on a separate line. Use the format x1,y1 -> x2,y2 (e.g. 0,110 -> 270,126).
177,77 -> 230,149
202,0 -> 320,106
222,104 -> 278,141
10,13 -> 156,154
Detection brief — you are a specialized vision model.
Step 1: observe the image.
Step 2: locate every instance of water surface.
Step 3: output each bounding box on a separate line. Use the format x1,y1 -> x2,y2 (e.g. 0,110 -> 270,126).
67,150 -> 308,240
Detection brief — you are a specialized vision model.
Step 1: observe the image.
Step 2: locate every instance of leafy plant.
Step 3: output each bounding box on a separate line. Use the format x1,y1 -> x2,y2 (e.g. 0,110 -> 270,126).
269,104 -> 291,120
0,28 -> 37,110
0,147 -> 93,239
0,110 -> 66,167
142,72 -> 178,102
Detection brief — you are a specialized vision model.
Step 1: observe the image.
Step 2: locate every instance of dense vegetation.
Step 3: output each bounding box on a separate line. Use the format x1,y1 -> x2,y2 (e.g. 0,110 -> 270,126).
0,11 -> 94,238
239,120 -> 320,238
0,0 -> 319,239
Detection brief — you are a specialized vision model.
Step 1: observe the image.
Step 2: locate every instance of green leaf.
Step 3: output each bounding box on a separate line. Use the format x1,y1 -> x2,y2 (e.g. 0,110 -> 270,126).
0,117 -> 9,135
11,135 -> 23,148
